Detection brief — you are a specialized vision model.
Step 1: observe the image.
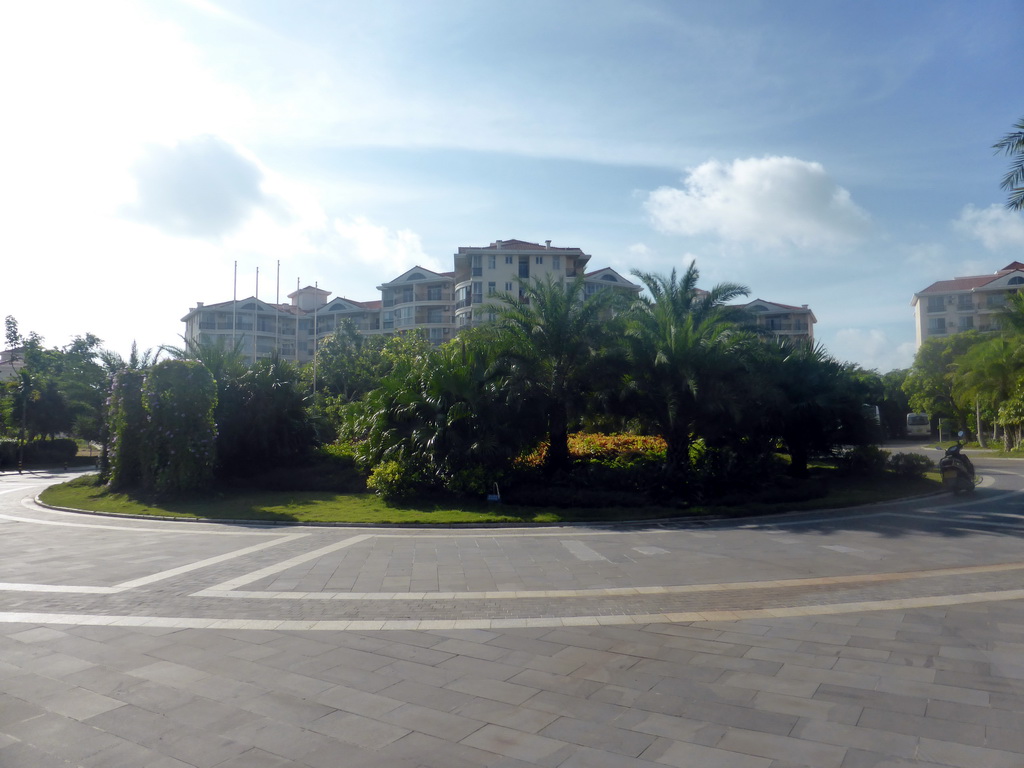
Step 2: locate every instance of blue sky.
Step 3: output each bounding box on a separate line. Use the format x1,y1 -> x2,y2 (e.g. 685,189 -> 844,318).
2,0 -> 1022,371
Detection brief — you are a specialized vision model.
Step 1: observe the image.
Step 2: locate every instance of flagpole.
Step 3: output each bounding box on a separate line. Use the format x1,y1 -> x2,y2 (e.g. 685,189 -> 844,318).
253,267 -> 259,364
313,281 -> 318,395
275,260 -> 281,357
232,261 -> 237,350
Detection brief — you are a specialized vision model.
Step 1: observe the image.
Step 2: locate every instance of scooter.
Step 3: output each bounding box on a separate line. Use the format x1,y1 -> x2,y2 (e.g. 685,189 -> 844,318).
939,432 -> 975,494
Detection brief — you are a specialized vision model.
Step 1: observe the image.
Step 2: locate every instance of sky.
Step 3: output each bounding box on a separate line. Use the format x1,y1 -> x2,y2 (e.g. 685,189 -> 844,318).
1,0 -> 1022,372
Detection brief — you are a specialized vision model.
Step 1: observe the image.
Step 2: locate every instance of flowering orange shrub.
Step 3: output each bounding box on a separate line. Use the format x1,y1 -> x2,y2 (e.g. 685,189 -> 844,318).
518,433 -> 667,468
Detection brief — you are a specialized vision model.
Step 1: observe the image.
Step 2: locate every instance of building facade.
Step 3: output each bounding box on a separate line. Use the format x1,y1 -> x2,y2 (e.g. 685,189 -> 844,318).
181,286 -> 381,365
911,262 -> 1024,347
739,299 -> 816,342
182,238 -> 813,362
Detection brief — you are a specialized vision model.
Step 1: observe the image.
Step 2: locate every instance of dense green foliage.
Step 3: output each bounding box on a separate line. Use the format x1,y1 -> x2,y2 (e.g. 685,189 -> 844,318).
139,361 -> 217,494
901,293 -> 1024,449
6,263 -> 908,503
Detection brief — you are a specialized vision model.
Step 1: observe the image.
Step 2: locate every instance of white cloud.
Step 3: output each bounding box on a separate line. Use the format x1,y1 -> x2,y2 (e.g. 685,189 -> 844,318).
954,204 -> 1024,251
332,216 -> 443,275
645,156 -> 871,250
832,328 -> 915,372
123,136 -> 274,239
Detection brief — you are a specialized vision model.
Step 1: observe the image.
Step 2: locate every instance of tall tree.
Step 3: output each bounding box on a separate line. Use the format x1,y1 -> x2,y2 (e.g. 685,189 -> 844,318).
622,263 -> 750,477
752,340 -> 871,477
994,116 -> 1024,211
903,332 -> 983,432
491,274 -> 624,474
954,335 -> 1024,448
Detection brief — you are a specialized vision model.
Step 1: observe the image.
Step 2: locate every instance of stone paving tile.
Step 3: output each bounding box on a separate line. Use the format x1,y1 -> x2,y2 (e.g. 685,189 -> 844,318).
715,725 -> 849,767
460,723 -> 574,765
540,714 -> 657,756
857,706 -> 989,745
307,710 -> 411,749
4,471 -> 1024,766
650,738 -> 775,767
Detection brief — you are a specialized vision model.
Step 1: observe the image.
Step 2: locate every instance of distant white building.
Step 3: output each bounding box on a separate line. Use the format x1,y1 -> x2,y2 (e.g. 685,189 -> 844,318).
181,286 -> 381,365
0,348 -> 26,381
182,237 -> 813,361
739,299 -> 816,343
911,261 -> 1024,347
182,238 -> 642,360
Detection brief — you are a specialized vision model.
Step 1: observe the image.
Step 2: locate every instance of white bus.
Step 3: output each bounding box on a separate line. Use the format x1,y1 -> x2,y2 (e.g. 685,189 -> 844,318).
906,413 -> 930,439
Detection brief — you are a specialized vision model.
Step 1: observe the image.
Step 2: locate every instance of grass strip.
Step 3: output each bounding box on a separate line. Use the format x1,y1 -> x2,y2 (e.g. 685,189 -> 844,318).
39,473 -> 942,526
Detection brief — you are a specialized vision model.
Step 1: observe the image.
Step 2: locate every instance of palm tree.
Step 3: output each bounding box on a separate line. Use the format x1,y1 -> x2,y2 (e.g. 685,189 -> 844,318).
160,336 -> 247,385
997,290 -> 1024,335
622,263 -> 751,478
954,335 -> 1024,449
753,340 -> 866,477
98,341 -> 159,374
994,116 -> 1024,211
491,274 -> 624,475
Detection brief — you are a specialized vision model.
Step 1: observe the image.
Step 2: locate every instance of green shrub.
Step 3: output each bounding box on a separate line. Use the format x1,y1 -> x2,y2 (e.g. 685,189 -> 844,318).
142,360 -> 217,495
886,452 -> 935,478
366,459 -> 424,501
835,445 -> 890,476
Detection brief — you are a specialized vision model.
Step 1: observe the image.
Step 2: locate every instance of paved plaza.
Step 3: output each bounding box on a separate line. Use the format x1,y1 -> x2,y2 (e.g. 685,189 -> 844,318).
0,454 -> 1023,767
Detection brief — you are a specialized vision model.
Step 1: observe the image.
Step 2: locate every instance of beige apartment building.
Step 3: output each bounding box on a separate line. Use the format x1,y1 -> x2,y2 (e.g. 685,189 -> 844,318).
911,261 -> 1024,346
181,237 -> 815,363
739,299 -> 816,342
182,239 -> 641,363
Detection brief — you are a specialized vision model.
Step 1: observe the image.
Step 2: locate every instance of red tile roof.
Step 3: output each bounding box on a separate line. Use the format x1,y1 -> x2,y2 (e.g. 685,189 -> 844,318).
457,239 -> 583,253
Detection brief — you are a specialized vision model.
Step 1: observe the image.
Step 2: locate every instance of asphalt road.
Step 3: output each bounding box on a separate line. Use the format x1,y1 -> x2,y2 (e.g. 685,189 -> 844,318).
0,452 -> 1022,767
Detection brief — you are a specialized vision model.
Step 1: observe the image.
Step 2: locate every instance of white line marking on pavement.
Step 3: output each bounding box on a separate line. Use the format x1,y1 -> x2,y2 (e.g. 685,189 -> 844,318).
561,540 -> 608,561
115,534 -> 308,589
3,588 -> 1024,631
0,534 -> 305,594
193,560 -> 1024,601
194,534 -> 375,593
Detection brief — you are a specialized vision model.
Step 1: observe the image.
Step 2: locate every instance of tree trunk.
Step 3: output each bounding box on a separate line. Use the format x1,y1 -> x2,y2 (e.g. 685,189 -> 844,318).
544,402 -> 570,476
976,398 -> 987,448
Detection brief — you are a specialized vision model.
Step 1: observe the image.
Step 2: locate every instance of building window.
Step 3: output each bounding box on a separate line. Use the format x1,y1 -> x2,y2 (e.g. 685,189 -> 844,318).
1010,276 -> 1024,285
926,295 -> 945,313
535,256 -> 544,265
488,255 -> 496,269
988,294 -> 1007,309
957,295 -> 973,311
505,282 -> 513,292
958,316 -> 974,331
553,255 -> 561,270
927,318 -> 946,334
505,255 -> 513,264
487,281 -> 496,296
472,254 -> 482,276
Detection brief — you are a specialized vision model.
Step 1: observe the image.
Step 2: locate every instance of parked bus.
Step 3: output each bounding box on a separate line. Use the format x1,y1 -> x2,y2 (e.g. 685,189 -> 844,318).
906,413 -> 930,439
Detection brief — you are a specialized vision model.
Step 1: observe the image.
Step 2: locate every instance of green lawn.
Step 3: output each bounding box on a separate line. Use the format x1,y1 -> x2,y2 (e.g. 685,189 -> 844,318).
39,472 -> 942,526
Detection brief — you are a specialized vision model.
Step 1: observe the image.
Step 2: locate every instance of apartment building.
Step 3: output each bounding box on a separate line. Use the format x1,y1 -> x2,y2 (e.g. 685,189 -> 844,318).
182,237 -> 812,362
911,261 -> 1024,346
739,299 -> 816,342
181,286 -> 381,365
377,267 -> 455,346
182,239 -> 642,360
451,239 -> 640,327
